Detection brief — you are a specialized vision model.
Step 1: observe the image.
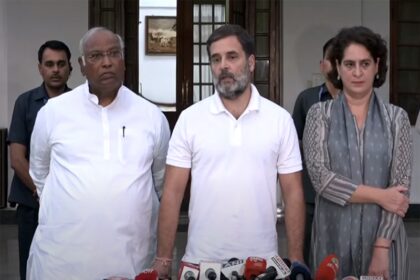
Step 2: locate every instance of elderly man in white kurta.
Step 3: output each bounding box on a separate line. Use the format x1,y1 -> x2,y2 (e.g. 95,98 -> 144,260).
27,27 -> 170,279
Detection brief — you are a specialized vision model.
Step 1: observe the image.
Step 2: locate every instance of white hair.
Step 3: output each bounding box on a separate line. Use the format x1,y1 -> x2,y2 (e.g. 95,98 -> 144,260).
79,27 -> 125,56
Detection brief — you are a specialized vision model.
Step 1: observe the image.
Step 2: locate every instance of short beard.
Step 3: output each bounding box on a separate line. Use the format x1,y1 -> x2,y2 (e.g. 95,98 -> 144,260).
214,65 -> 250,100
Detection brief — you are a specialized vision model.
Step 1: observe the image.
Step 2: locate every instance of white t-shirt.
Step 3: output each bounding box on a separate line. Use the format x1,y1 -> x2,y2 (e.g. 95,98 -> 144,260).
28,82 -> 170,279
167,85 -> 302,263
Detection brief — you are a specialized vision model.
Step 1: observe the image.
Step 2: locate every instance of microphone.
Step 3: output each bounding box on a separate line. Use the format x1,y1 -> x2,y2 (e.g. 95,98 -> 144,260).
231,271 -> 241,280
314,254 -> 339,280
281,258 -> 292,269
221,258 -> 245,280
255,266 -> 277,280
360,277 -> 383,280
134,269 -> 159,280
289,262 -> 311,280
342,276 -> 359,280
266,255 -> 291,279
200,261 -> 222,280
244,257 -> 267,280
206,269 -> 218,280
184,271 -> 196,280
179,262 -> 200,280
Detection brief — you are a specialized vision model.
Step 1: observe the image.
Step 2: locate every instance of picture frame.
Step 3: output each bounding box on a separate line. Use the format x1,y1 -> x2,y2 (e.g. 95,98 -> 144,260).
145,16 -> 176,55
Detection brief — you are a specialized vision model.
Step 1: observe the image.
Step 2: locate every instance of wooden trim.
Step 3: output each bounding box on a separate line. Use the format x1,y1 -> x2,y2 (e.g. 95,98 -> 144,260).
390,0 -> 398,106
0,129 -> 7,209
123,0 -> 139,93
389,0 -> 420,124
88,0 -> 138,93
269,0 -> 282,105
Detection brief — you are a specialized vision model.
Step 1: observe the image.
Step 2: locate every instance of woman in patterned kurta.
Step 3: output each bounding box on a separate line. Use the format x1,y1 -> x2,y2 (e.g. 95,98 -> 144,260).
303,26 -> 412,280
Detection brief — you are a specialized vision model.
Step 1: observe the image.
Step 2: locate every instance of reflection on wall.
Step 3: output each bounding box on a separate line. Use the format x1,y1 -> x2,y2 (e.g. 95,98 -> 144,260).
139,0 -> 176,111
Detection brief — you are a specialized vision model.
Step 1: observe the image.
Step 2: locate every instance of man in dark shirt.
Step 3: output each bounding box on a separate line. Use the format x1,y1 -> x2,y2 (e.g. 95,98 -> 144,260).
292,37 -> 339,265
8,40 -> 72,280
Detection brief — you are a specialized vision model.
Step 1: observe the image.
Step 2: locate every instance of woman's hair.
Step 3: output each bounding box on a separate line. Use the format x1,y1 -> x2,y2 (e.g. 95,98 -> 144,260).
327,26 -> 388,89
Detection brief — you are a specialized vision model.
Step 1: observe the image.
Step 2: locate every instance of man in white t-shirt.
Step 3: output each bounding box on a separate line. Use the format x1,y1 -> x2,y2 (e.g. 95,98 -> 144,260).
153,24 -> 305,277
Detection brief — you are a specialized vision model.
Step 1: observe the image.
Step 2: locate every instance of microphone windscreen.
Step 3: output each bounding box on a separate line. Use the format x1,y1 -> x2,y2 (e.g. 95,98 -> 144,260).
244,257 -> 267,280
289,262 -> 311,280
314,254 -> 339,280
134,269 -> 159,280
360,276 -> 384,280
342,276 -> 359,280
206,268 -> 217,280
199,261 -> 222,280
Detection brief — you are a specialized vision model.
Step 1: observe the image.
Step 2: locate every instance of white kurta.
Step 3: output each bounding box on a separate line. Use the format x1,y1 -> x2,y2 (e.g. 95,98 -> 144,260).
28,82 -> 170,280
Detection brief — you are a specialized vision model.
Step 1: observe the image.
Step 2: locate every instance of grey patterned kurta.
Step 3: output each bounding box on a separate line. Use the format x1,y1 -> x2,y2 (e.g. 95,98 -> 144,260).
303,92 -> 412,279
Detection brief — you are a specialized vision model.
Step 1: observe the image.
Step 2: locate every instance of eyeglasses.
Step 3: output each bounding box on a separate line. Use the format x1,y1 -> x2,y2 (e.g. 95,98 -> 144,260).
84,49 -> 123,64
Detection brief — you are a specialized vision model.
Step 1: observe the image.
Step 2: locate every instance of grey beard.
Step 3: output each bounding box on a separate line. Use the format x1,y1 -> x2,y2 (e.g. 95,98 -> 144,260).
214,73 -> 249,100
215,83 -> 246,100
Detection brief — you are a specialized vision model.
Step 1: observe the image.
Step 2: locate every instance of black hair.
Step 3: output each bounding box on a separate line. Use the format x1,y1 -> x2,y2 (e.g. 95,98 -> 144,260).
206,24 -> 255,58
328,26 -> 388,89
38,40 -> 72,71
322,37 -> 335,59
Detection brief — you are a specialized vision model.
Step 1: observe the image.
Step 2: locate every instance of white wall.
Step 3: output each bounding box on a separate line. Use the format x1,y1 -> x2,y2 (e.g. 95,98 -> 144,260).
1,0 -> 88,208
0,0 -> 8,128
361,0 -> 390,102
139,0 -> 177,109
283,0 -> 420,203
283,0 -> 391,113
6,0 -> 87,109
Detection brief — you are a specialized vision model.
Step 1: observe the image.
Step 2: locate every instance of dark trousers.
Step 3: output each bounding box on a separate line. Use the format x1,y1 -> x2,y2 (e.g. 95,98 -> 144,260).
303,202 -> 314,266
16,204 -> 39,280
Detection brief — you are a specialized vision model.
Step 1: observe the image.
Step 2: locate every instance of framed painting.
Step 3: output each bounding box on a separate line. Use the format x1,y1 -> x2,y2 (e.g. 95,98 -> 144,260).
145,16 -> 176,55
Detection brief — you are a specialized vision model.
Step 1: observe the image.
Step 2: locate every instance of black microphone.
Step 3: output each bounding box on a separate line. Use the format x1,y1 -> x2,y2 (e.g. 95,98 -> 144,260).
231,271 -> 241,280
281,258 -> 292,269
206,268 -> 217,280
255,266 -> 277,280
200,261 -> 222,280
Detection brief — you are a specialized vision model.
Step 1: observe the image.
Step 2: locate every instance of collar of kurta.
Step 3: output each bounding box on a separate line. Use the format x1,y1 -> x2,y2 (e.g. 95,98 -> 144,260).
83,80 -> 124,108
